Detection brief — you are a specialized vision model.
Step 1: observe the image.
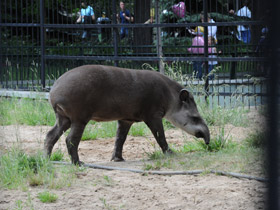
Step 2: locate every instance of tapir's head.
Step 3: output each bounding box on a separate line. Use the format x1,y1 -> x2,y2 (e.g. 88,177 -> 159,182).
167,89 -> 210,144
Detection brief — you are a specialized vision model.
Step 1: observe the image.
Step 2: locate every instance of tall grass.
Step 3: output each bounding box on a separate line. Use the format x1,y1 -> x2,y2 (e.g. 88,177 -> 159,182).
0,97 -> 55,126
0,147 -> 81,190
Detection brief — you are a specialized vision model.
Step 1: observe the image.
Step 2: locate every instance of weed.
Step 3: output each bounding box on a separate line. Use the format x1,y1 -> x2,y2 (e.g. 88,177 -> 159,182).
177,141 -> 203,153
0,97 -> 55,126
37,191 -> 58,203
129,122 -> 149,137
81,123 -> 99,140
143,163 -> 153,171
103,175 -> 114,186
50,149 -> 64,161
146,150 -> 165,160
198,126 -> 236,152
0,147 -> 80,190
14,200 -> 24,210
244,131 -> 266,148
13,193 -> 35,210
28,173 -> 44,186
99,197 -> 113,210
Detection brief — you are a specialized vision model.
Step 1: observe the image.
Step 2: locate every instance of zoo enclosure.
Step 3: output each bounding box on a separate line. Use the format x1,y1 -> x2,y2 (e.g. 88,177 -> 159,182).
0,0 -> 267,107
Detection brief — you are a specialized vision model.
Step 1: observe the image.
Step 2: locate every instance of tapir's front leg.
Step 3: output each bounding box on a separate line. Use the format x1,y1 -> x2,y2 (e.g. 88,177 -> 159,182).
145,118 -> 173,154
111,120 -> 133,161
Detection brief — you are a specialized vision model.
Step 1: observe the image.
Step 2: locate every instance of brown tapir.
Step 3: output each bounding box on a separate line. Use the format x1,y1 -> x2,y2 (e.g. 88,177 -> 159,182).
45,65 -> 210,165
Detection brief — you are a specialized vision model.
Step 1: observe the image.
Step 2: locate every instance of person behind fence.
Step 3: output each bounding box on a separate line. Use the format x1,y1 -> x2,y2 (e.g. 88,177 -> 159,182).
117,1 -> 134,39
76,1 -> 95,39
187,26 -> 205,80
229,0 -> 251,43
255,27 -> 268,74
200,12 -> 217,43
207,36 -> 221,80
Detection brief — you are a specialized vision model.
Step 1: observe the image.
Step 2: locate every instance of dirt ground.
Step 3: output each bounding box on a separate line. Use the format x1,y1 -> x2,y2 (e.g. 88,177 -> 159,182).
0,110 -> 267,210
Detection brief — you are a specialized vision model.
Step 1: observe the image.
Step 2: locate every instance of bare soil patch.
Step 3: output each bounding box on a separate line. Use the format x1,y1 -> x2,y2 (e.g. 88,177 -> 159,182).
0,110 -> 267,209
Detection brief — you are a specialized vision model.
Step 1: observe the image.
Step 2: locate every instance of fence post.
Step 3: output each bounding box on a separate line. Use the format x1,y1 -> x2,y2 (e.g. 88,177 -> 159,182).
267,0 -> 280,208
40,0 -> 45,89
203,0 -> 209,101
155,0 -> 164,74
112,0 -> 118,67
0,4 -> 2,84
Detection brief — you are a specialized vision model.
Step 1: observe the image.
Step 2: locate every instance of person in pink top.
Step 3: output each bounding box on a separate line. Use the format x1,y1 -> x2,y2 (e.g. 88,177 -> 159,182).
206,36 -> 220,79
188,26 -> 204,79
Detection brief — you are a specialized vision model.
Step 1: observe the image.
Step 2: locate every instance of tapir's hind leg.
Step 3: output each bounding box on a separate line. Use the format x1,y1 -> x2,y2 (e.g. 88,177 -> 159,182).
65,122 -> 87,165
111,120 -> 133,161
44,113 -> 71,157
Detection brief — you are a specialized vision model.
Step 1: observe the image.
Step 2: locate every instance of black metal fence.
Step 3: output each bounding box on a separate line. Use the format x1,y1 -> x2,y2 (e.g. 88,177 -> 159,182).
0,0 -> 268,107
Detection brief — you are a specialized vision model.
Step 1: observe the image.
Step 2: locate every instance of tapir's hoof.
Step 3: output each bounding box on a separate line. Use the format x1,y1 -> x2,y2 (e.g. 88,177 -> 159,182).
163,148 -> 174,155
73,160 -> 84,166
111,156 -> 125,162
165,148 -> 174,155
78,161 -> 85,166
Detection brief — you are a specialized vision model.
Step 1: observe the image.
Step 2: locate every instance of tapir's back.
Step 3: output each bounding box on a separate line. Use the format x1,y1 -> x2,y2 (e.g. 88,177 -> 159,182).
49,65 -> 182,122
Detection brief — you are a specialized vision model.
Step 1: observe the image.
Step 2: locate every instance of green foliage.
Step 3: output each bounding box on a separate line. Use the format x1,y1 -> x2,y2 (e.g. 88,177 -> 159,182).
37,191 -> 58,203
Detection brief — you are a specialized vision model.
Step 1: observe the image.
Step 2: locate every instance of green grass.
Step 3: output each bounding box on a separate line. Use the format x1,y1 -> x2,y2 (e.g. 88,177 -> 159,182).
0,147 -> 81,190
144,140 -> 264,176
0,97 -> 153,140
0,97 -> 55,126
244,131 -> 266,148
143,124 -> 265,176
50,149 -> 65,161
37,191 -> 58,203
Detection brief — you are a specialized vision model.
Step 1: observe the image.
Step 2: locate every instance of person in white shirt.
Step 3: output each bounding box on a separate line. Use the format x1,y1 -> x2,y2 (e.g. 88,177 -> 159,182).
200,12 -> 217,43
229,1 -> 251,43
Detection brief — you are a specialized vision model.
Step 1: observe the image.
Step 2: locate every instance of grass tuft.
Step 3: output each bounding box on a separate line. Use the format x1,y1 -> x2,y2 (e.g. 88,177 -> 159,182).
50,149 -> 64,161
244,131 -> 266,148
0,147 -> 81,190
37,191 -> 58,203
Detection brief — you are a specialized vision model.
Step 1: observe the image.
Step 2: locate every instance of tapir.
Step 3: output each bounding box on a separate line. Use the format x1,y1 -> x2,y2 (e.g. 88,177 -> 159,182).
45,65 -> 210,165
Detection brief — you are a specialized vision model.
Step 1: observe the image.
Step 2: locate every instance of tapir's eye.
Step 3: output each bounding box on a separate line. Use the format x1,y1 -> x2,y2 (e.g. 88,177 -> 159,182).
192,116 -> 201,124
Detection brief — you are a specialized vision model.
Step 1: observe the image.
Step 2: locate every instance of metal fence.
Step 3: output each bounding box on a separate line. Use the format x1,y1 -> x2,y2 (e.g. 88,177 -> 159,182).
0,0 -> 268,107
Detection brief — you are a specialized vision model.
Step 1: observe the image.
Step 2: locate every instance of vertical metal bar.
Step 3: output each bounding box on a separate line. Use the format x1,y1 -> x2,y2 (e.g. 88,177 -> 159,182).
203,0 -> 209,101
0,0 -> 2,87
155,0 -> 164,74
40,0 -> 45,89
20,0 -> 23,89
112,0 -> 118,67
267,0 -> 280,208
15,0 -> 19,88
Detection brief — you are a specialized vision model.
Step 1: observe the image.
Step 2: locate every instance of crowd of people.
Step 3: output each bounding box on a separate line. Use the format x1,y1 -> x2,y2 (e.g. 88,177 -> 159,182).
75,1 -> 266,80
76,1 -> 134,40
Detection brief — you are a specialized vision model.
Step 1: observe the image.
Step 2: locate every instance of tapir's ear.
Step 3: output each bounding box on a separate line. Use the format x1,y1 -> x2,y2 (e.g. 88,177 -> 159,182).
179,89 -> 189,102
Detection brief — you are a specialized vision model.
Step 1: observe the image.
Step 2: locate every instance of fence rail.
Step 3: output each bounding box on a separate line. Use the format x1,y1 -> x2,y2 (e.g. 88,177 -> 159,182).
0,0 -> 268,107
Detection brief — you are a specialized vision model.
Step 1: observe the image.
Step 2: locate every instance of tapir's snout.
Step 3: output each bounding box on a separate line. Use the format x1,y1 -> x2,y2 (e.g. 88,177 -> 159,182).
195,125 -> 210,145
